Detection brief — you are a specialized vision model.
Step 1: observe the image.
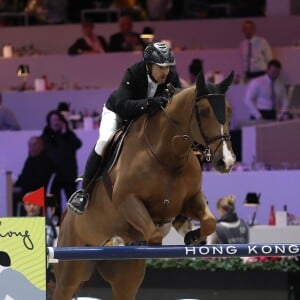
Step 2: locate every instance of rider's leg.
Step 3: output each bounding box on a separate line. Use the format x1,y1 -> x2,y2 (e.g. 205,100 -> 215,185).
68,106 -> 121,214
67,149 -> 102,214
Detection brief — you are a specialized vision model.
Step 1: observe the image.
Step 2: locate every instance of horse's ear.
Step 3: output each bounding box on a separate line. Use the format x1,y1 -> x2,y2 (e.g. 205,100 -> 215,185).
195,71 -> 207,98
217,70 -> 234,93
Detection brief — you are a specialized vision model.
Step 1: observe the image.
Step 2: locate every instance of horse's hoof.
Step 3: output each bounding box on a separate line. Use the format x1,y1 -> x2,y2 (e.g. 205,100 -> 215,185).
103,236 -> 125,246
184,228 -> 206,245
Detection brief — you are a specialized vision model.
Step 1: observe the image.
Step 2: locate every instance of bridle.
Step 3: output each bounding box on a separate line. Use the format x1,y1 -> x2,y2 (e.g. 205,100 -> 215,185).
144,93 -> 231,165
193,93 -> 231,162
143,107 -> 190,170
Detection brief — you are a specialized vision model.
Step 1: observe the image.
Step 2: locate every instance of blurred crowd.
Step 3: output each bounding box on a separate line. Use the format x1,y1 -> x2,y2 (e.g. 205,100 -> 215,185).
0,0 -> 266,25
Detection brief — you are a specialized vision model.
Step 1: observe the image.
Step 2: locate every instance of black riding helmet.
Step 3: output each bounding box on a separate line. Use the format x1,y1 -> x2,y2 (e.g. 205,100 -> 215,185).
143,42 -> 176,67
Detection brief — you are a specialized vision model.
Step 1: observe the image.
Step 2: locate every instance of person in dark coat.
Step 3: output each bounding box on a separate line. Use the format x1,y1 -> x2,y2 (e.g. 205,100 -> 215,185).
68,19 -> 109,55
109,14 -> 146,52
68,42 -> 182,214
41,110 -> 82,220
13,136 -> 54,216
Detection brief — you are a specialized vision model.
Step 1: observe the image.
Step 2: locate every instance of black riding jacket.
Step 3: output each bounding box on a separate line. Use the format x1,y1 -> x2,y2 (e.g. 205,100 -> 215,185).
105,61 -> 182,119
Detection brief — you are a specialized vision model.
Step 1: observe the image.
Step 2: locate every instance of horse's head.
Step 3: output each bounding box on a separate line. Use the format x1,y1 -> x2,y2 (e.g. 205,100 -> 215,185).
191,70 -> 236,173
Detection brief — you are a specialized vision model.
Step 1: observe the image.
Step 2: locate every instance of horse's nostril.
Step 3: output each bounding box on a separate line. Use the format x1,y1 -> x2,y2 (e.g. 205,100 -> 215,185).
217,159 -> 225,169
218,159 -> 225,167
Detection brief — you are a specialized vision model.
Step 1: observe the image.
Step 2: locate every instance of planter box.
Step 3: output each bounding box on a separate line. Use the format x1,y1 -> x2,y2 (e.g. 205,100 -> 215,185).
76,268 -> 300,300
143,268 -> 288,289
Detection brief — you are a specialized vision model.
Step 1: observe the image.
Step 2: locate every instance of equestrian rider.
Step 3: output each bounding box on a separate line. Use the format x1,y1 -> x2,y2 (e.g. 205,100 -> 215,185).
68,42 -> 182,214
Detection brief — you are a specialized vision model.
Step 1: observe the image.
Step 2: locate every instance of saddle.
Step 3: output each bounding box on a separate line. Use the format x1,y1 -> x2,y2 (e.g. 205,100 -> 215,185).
102,120 -> 134,174
86,121 -> 134,197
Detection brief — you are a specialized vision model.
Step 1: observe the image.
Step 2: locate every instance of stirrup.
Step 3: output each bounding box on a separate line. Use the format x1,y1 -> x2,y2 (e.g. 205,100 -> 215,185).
67,190 -> 89,215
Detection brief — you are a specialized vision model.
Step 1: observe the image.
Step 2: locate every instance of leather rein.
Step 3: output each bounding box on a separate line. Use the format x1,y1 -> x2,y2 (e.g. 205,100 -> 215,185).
144,93 -> 231,164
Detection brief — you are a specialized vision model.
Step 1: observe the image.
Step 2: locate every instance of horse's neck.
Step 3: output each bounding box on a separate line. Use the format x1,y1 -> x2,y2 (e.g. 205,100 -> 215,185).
167,88 -> 195,125
144,89 -> 195,163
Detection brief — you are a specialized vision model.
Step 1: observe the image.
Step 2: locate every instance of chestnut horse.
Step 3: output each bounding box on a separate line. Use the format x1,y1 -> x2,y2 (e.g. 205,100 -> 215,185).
53,70 -> 236,300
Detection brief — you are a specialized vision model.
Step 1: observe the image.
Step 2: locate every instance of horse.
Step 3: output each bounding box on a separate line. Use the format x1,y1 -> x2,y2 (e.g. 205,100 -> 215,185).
53,70 -> 236,300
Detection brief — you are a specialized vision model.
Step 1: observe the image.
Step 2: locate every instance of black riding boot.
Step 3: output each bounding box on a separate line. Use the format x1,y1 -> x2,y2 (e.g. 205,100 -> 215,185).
67,150 -> 102,215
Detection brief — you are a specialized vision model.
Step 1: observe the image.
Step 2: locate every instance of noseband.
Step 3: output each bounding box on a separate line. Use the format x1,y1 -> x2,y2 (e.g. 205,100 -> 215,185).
193,94 -> 231,162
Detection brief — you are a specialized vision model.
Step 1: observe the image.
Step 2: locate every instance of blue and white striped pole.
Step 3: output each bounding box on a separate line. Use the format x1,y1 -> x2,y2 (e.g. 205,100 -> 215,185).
47,244 -> 300,261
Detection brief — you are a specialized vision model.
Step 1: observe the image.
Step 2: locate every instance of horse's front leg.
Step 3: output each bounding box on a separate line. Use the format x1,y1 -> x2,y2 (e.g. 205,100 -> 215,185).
184,191 -> 217,242
115,194 -> 163,245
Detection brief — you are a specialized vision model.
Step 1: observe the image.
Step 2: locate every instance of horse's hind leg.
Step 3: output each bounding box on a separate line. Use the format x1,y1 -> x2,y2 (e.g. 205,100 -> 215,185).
53,260 -> 95,300
97,260 -> 146,300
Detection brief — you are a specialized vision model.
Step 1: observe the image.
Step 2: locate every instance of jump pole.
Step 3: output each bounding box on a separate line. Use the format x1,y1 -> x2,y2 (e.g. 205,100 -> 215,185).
48,244 -> 300,261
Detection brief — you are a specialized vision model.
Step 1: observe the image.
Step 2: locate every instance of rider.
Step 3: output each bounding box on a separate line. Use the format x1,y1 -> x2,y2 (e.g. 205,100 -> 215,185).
68,42 -> 182,214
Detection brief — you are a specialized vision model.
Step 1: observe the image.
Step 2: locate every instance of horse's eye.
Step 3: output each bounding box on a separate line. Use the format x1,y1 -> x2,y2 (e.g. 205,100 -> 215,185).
199,107 -> 210,118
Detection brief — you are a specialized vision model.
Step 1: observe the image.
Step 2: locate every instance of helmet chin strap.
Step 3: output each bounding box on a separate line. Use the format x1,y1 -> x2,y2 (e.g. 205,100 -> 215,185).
146,64 -> 157,83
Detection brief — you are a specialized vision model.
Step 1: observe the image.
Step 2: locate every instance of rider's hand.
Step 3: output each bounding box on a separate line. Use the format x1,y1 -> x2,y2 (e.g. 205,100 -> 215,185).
166,83 -> 177,97
146,96 -> 168,110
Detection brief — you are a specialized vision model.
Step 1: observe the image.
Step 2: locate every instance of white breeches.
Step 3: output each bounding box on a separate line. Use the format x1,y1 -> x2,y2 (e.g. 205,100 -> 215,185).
94,105 -> 122,156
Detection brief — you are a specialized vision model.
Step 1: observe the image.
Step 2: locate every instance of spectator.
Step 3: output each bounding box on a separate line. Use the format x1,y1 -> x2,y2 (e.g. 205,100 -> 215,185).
44,0 -> 68,24
140,26 -> 155,47
0,93 -> 21,131
111,0 -> 147,20
244,59 -> 289,121
57,101 -> 70,122
207,194 -> 249,244
68,42 -> 181,214
146,0 -> 170,20
13,136 -> 54,216
183,0 -> 209,19
188,58 -> 203,84
24,0 -> 47,24
186,58 -> 222,86
41,110 -> 82,221
68,19 -> 109,55
109,14 -> 146,52
239,20 -> 273,81
23,200 -> 57,247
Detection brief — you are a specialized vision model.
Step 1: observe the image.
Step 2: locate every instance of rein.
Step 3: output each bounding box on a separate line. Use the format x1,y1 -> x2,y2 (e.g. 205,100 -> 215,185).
143,108 -> 190,171
142,105 -> 190,226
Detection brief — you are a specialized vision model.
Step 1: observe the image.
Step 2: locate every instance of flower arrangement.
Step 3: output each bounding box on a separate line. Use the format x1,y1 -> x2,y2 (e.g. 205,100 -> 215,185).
147,256 -> 300,272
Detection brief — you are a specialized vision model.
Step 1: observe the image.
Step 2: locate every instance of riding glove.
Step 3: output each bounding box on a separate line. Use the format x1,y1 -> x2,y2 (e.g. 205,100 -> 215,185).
147,96 -> 168,109
166,83 -> 181,97
139,96 -> 168,115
